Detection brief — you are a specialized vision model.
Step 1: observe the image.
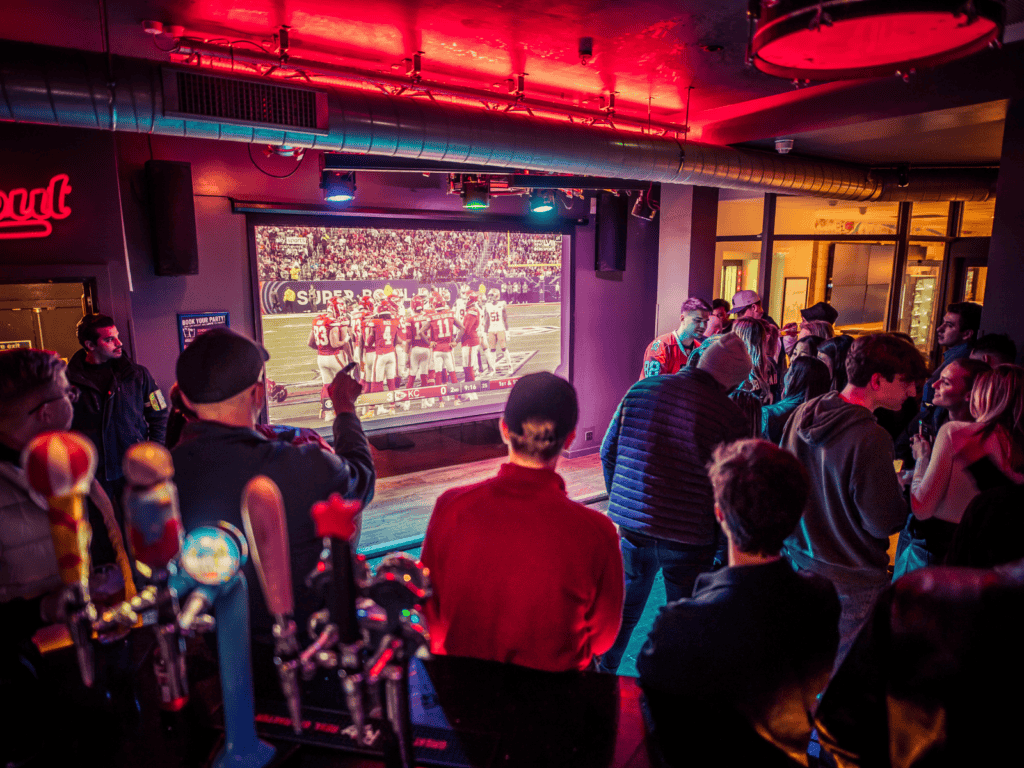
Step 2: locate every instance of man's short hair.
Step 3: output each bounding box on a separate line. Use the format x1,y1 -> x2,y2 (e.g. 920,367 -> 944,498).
711,298 -> 731,313
845,333 -> 929,388
680,297 -> 712,314
76,313 -> 116,346
971,333 -> 1017,365
708,439 -> 809,556
0,349 -> 65,418
947,301 -> 982,335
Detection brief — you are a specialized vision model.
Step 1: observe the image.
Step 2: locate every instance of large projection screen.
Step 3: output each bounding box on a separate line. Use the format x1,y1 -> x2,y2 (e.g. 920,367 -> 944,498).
248,215 -> 571,433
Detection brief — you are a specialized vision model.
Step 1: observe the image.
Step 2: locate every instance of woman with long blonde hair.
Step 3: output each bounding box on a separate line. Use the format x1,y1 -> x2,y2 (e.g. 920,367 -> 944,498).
898,364 -> 1024,575
731,317 -> 778,405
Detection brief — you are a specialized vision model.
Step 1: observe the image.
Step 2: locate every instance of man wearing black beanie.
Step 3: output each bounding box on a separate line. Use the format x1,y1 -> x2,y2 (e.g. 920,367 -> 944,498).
170,328 -> 375,645
421,372 -> 624,672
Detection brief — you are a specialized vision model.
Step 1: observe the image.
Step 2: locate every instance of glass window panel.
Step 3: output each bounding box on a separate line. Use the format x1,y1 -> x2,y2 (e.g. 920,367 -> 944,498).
771,240 -> 824,326
715,241 -> 760,300
717,196 -> 763,237
774,197 -> 900,236
894,242 -> 944,351
963,266 -> 987,303
908,202 -> 950,237
962,199 -> 995,237
830,243 -> 894,333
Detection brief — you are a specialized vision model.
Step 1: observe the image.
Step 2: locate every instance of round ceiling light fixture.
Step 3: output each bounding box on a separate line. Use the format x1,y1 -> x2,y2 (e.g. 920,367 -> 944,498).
750,0 -> 1004,81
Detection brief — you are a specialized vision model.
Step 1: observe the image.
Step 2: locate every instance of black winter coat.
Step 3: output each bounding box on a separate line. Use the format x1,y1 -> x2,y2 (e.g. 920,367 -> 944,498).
66,350 -> 168,481
601,368 -> 748,546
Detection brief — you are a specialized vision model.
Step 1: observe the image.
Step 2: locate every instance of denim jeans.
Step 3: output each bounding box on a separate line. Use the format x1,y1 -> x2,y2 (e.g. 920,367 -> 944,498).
597,530 -> 716,673
833,582 -> 886,675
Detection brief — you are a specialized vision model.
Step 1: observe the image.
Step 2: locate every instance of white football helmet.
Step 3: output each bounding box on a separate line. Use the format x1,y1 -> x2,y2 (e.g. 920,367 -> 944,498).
440,287 -> 451,303
458,284 -> 470,299
487,288 -> 500,302
372,288 -> 386,303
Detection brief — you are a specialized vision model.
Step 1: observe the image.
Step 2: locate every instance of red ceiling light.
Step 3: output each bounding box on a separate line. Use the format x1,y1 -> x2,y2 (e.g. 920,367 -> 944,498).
750,0 -> 1004,81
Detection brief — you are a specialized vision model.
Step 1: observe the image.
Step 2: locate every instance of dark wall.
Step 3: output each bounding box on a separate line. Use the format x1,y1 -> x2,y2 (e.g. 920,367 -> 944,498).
568,213 -> 659,456
981,94 -> 1024,361
0,123 -> 135,348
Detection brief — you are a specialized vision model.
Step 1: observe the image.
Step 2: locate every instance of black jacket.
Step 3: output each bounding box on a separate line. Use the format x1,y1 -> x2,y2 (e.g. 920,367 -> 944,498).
66,350 -> 167,481
816,558 -> 1024,767
601,368 -> 748,546
639,560 -> 839,767
171,413 -> 375,642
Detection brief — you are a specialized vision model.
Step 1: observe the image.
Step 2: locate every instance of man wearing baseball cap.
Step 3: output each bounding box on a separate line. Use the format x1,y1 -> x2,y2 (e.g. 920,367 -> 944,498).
421,372 -> 624,672
170,328 -> 375,644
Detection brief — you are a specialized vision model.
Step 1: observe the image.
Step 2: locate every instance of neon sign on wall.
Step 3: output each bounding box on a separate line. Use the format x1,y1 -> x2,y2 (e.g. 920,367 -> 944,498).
0,174 -> 72,240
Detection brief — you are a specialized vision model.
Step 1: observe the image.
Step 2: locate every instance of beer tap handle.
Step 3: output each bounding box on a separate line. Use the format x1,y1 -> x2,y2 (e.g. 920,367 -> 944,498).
123,442 -> 189,710
310,494 -> 362,646
123,442 -> 184,575
178,522 -> 275,768
242,475 -> 302,734
310,494 -> 366,741
24,431 -> 99,687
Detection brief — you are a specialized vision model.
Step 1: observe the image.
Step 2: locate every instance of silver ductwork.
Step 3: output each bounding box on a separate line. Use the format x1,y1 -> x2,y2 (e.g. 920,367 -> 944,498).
0,42 -> 996,201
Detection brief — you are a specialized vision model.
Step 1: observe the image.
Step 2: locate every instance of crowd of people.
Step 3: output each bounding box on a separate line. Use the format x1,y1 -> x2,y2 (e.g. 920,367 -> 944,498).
2,291 -> 1023,766
255,225 -> 561,286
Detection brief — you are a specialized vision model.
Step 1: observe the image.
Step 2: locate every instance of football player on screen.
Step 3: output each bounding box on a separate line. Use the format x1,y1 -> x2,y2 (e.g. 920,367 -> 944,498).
308,296 -> 350,421
459,292 -> 483,400
484,288 -> 513,375
407,295 -> 434,409
429,292 -> 464,406
369,297 -> 402,415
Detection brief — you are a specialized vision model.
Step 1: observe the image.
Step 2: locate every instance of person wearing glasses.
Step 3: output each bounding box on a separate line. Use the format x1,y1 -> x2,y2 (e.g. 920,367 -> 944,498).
66,314 -> 168,512
1,348 -> 135,764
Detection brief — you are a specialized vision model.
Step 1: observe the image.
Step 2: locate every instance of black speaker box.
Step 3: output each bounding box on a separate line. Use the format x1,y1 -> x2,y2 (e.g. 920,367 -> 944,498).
595,191 -> 628,272
145,160 -> 199,276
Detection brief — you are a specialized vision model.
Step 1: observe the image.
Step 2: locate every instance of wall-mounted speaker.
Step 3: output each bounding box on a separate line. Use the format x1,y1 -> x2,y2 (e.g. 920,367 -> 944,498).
595,191 -> 628,272
145,160 -> 199,276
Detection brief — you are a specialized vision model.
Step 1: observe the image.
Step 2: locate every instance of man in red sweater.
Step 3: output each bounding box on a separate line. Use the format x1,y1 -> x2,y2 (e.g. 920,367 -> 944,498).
421,372 -> 624,672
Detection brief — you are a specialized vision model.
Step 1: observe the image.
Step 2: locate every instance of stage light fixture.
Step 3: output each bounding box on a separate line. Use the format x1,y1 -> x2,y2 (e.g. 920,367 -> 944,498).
749,0 -> 1004,81
530,191 -> 555,214
321,170 -> 356,203
461,178 -> 490,210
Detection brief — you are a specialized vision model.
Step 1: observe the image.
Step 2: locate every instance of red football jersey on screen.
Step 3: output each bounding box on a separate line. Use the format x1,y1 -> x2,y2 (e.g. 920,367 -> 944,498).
351,313 -> 363,345
371,317 -> 400,354
311,315 -> 342,355
361,315 -> 375,349
461,306 -> 481,346
407,312 -> 430,348
430,310 -> 456,353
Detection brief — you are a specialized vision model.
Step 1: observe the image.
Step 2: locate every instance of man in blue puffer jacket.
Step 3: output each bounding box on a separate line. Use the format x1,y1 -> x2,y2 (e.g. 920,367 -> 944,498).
598,333 -> 751,673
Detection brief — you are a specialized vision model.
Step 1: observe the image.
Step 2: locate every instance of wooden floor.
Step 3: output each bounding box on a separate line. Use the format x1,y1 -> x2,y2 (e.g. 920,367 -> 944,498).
358,450 -> 609,555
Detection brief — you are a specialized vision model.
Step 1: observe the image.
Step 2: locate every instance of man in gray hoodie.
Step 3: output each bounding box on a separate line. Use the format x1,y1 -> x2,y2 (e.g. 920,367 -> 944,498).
781,333 -> 928,668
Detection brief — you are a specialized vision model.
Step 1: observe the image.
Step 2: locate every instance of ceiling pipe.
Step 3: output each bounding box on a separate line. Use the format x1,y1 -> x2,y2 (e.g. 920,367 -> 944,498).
0,42 -> 996,202
174,38 -> 689,137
